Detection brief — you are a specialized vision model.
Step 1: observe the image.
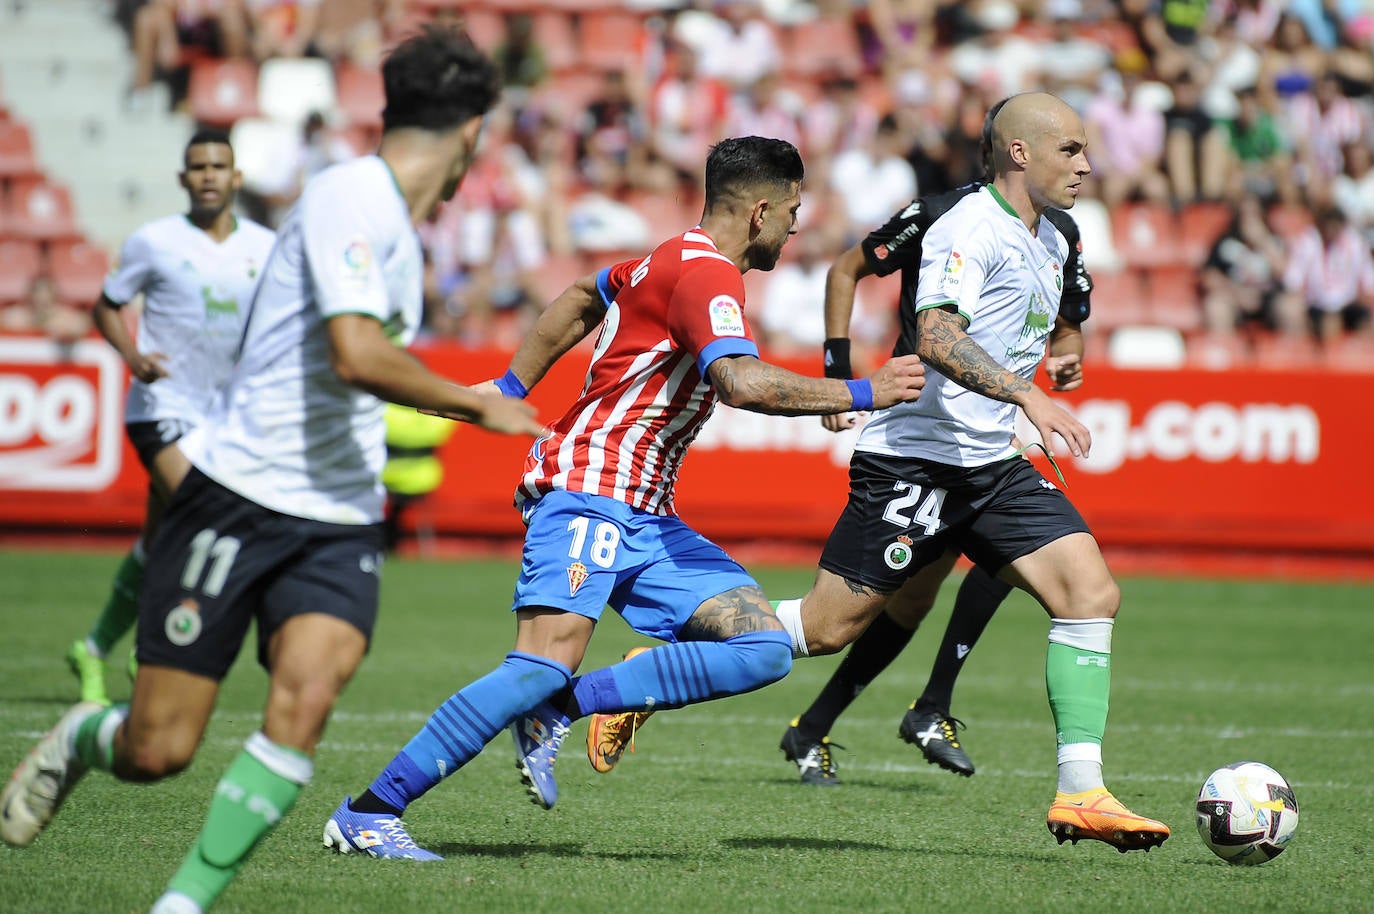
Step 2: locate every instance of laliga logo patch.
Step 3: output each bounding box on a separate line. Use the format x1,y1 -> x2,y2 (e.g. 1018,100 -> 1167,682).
707,295 -> 745,337
941,250 -> 963,291
342,238 -> 372,278
165,597 -> 203,647
567,561 -> 588,597
883,535 -> 914,570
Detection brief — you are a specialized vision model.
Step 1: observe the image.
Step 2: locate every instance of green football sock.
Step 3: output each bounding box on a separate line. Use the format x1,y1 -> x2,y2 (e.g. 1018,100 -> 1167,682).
166,733 -> 312,910
1045,620 -> 1112,747
89,548 -> 144,655
73,705 -> 128,770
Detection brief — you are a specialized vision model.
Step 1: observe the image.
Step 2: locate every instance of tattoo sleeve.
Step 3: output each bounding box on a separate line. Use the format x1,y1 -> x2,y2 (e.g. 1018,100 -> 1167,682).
916,307 -> 1033,404
707,356 -> 854,416
679,585 -> 784,640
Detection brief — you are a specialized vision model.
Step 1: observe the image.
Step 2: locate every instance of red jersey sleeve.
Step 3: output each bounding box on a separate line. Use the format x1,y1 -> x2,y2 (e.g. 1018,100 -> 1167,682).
666,257 -> 760,377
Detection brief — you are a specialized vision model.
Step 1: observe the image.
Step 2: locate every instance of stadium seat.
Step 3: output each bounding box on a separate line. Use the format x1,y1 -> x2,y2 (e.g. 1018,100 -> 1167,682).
459,8 -> 505,52
577,12 -> 648,74
1143,264 -> 1203,332
532,11 -> 578,72
0,239 -> 42,303
0,119 -> 40,182
1066,197 -> 1122,274
1249,330 -> 1321,369
2,179 -> 82,243
1111,202 -> 1185,269
1185,332 -> 1249,370
188,59 -> 261,128
781,18 -> 863,78
1325,333 -> 1374,373
257,57 -> 337,127
228,117 -> 302,197
46,239 -> 110,307
1106,325 -> 1186,368
1177,201 -> 1233,266
334,61 -> 384,129
1084,267 -> 1149,330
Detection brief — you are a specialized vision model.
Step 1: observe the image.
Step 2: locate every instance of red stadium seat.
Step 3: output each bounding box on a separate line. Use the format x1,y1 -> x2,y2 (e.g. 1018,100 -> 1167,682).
1110,202 -> 1185,269
2,179 -> 82,243
781,18 -> 863,78
458,8 -> 505,51
46,239 -> 110,308
188,59 -> 260,128
334,61 -> 385,129
1144,264 -> 1203,332
1177,201 -> 1233,266
532,11 -> 578,72
0,239 -> 42,303
1083,267 -> 1150,330
0,119 -> 40,182
577,12 -> 648,74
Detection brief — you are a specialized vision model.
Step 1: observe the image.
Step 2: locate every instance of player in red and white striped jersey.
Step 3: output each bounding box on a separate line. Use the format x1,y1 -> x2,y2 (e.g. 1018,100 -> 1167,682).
331,138 -> 925,843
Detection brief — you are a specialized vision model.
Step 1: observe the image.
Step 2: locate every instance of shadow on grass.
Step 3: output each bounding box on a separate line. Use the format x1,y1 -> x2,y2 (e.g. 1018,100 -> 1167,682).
433,842 -> 681,861
721,836 -> 891,852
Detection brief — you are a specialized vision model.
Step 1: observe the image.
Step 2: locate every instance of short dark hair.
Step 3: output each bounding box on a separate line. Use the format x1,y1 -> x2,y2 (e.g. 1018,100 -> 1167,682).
703,136 -> 804,208
185,127 -> 232,165
382,25 -> 501,133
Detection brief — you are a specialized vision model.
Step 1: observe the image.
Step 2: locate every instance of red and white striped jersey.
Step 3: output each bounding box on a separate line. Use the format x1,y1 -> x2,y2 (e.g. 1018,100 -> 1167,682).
516,229 -> 759,516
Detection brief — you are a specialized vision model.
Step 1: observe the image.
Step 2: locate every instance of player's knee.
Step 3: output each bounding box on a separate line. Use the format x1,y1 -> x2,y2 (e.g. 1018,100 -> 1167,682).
725,630 -> 792,688
119,731 -> 196,781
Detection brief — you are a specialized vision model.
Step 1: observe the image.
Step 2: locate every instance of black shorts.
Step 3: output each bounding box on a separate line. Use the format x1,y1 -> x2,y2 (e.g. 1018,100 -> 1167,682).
125,419 -> 195,472
819,452 -> 1092,592
136,468 -> 385,680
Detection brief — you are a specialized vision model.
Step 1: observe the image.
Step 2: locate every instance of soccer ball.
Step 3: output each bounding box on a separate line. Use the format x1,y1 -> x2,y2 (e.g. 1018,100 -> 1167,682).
1195,762 -> 1299,865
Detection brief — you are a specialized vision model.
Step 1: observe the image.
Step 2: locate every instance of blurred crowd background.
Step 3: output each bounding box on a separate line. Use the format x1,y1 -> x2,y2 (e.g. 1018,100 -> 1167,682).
1,0 -> 1372,371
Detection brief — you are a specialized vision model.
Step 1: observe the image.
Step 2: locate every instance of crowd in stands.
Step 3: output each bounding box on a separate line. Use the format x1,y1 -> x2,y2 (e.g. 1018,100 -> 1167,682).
3,0 -> 1373,370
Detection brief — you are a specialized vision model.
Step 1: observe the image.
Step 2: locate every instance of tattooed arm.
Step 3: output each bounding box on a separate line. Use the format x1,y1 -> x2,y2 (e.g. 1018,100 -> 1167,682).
914,305 -> 1091,457
706,353 -> 925,417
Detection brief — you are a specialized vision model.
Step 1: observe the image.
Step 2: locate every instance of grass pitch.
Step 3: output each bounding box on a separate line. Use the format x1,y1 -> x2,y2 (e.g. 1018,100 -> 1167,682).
0,549 -> 1370,914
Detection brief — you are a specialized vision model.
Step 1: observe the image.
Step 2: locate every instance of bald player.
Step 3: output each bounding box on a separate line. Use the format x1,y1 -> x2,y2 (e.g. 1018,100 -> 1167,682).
760,92 -> 1168,851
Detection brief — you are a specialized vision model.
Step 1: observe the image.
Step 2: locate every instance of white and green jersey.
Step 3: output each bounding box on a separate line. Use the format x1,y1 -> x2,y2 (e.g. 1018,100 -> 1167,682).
104,214 -> 275,424
857,185 -> 1068,467
182,155 -> 424,525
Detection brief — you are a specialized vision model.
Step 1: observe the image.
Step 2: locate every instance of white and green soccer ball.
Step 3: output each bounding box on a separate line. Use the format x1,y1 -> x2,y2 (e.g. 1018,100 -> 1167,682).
1195,761 -> 1299,865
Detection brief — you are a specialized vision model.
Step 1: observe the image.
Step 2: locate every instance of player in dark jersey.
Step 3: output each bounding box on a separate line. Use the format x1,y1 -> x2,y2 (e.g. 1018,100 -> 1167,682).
773,97 -> 1093,786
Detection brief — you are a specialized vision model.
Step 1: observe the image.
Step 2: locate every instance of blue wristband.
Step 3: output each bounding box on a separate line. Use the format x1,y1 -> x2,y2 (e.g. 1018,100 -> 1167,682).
494,369 -> 528,399
844,378 -> 873,411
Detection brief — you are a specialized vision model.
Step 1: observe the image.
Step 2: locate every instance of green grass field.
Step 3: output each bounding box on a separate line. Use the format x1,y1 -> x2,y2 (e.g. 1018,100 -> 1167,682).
1,549 -> 1370,914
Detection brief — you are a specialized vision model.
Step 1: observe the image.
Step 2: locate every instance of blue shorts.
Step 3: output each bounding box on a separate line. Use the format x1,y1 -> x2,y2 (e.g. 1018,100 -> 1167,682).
513,490 -> 756,642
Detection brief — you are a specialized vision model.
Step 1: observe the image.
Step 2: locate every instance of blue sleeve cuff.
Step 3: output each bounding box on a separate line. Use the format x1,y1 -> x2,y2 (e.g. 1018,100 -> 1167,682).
594,267 -> 614,309
697,338 -> 760,378
494,369 -> 529,399
845,378 -> 873,411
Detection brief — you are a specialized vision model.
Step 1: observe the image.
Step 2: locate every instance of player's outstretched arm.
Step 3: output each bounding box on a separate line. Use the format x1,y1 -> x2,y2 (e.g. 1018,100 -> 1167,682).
706,353 -> 923,417
914,306 -> 1090,457
503,272 -> 609,394
820,244 -> 875,432
326,313 -> 547,437
1044,315 -> 1084,391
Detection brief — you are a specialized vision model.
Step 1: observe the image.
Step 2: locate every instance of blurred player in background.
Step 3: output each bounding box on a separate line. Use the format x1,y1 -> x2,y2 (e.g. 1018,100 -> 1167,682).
66,128 -> 275,707
322,136 -> 926,859
1,26 -> 545,914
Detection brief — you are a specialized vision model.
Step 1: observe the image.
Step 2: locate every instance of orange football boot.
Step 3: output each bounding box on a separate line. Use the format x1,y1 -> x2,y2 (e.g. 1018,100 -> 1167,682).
586,647 -> 655,773
1047,787 -> 1171,852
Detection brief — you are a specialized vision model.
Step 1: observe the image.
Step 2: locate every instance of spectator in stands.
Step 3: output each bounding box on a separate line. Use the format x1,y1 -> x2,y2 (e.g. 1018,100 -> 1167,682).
1278,204 -> 1374,345
128,0 -> 249,112
1131,0 -> 1215,83
861,0 -> 937,83
946,0 -> 1041,98
1163,68 -> 1228,203
1333,140 -> 1374,241
1221,84 -> 1295,202
246,0 -> 321,61
575,69 -> 649,193
492,12 -> 549,104
0,274 -> 92,349
1327,14 -> 1374,93
757,230 -> 882,358
1199,192 -> 1288,338
675,0 -> 781,94
1084,50 -> 1171,208
828,113 -> 917,243
1259,13 -> 1326,100
312,0 -> 406,68
1036,0 -> 1113,114
802,73 -> 881,164
1283,70 -> 1367,193
725,72 -> 804,153
647,40 -> 730,189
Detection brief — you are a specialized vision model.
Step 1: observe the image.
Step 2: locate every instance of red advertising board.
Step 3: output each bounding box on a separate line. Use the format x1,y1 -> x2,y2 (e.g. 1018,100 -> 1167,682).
2,335 -> 1372,560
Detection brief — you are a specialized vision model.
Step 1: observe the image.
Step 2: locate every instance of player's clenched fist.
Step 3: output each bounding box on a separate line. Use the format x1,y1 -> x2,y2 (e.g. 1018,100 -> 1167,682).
867,354 -> 926,408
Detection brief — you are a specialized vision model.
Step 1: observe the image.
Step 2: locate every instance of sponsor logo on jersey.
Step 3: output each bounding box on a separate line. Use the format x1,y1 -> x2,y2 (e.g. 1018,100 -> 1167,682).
165,598 -> 203,647
567,561 -> 589,597
708,295 -> 746,337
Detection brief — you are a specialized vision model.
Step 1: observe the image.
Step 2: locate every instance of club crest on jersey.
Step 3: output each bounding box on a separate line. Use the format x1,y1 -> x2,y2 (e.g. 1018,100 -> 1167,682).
165,598 -> 202,647
567,561 -> 589,597
884,535 -> 914,570
874,244 -> 890,261
708,295 -> 746,337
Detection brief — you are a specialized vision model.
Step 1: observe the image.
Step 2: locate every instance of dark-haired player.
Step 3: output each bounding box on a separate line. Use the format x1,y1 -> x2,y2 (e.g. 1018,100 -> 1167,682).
1,26 -> 546,913
64,128 -> 275,708
323,136 -> 926,858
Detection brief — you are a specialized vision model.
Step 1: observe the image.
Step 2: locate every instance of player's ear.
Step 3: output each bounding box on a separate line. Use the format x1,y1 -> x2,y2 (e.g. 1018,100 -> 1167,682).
750,197 -> 769,233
